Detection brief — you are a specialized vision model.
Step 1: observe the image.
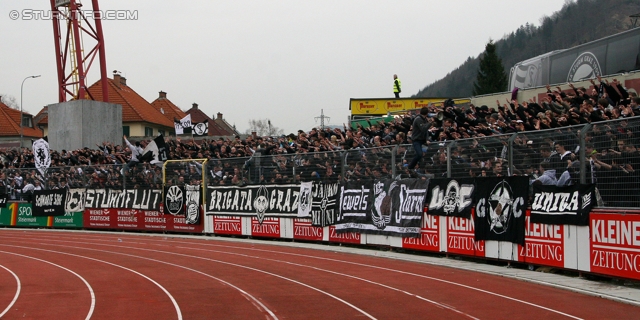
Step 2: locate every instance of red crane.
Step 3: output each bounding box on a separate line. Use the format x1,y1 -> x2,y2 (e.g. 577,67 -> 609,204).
50,0 -> 109,102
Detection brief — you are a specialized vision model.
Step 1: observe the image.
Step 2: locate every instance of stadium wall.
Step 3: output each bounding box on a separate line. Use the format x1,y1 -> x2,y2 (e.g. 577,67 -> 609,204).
3,201 -> 640,281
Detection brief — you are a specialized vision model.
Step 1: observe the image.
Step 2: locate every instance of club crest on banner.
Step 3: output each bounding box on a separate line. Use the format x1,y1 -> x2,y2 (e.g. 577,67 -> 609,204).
372,180 -> 393,229
193,122 -> 208,136
567,52 -> 602,82
476,180 -> 524,235
254,185 -> 269,223
184,185 -> 201,225
298,182 -> 312,217
33,138 -> 51,175
165,186 -> 184,215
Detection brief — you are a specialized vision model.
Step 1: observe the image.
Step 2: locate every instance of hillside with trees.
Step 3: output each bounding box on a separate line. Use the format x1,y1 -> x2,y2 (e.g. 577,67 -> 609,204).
416,0 -> 640,98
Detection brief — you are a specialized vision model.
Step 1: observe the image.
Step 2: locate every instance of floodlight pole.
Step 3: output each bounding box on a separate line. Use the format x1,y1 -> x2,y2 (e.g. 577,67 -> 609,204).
20,75 -> 41,148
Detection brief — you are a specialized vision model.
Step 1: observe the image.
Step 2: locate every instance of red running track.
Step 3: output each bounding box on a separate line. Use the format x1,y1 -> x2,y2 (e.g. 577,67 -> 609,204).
0,229 -> 638,319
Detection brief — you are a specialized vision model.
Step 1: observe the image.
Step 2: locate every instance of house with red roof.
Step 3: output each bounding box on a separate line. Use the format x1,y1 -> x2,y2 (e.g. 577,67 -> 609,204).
38,73 -> 175,138
150,91 -> 187,125
0,98 -> 43,147
36,72 -> 239,139
185,103 -> 239,137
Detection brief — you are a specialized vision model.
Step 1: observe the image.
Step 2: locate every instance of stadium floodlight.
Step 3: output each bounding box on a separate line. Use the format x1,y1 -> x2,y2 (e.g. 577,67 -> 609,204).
20,75 -> 41,148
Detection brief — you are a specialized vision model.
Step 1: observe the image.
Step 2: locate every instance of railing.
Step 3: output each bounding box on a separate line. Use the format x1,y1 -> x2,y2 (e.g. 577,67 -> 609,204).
2,116 -> 638,208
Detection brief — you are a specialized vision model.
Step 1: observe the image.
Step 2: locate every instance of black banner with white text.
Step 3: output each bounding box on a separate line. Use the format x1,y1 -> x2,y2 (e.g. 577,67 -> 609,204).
335,179 -> 429,237
206,184 -> 300,223
531,184 -> 595,226
32,189 -> 66,216
82,189 -> 162,211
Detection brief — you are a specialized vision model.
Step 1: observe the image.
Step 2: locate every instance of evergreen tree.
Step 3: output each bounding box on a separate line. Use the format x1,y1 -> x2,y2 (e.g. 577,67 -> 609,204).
473,40 -> 508,96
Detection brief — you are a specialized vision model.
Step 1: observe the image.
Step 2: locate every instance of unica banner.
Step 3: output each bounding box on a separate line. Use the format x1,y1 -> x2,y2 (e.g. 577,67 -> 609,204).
0,202 -> 83,228
350,98 -> 471,116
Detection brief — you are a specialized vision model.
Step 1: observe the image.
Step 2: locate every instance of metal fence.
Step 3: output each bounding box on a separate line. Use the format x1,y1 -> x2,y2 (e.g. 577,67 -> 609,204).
1,116 -> 638,208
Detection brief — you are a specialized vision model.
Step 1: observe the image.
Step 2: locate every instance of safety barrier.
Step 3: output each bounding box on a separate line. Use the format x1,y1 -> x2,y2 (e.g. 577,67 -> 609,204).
2,201 -> 640,282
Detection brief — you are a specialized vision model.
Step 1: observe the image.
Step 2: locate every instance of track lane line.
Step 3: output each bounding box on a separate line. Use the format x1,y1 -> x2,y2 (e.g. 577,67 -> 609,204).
0,264 -> 21,318
0,251 -> 95,320
2,238 -> 376,320
30,233 -> 583,319
182,246 -> 480,319
154,237 -> 585,319
0,245 -> 182,320
15,235 -> 477,319
1,231 -> 589,319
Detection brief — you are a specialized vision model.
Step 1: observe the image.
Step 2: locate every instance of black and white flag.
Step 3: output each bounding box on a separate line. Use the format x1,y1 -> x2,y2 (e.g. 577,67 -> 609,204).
310,182 -> 339,227
140,135 -> 168,165
33,138 -> 50,176
192,121 -> 209,136
65,188 -> 86,212
474,177 -> 528,245
206,184 -> 300,223
32,189 -> 66,216
184,185 -> 201,224
297,182 -> 313,218
427,178 -> 475,218
531,184 -> 595,226
174,114 -> 192,135
164,186 -> 185,216
334,180 -> 373,227
335,179 -> 429,237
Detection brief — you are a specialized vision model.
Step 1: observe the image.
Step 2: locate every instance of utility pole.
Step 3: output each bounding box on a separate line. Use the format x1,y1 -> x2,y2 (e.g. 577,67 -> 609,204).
314,109 -> 330,130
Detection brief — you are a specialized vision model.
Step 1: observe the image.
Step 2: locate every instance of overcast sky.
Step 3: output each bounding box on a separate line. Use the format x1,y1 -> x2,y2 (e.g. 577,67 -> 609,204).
0,0 -> 568,134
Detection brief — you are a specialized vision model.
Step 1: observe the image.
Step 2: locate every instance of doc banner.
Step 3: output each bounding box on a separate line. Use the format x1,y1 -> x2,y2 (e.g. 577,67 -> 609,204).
206,184 -> 300,223
427,178 -> 475,218
531,184 -> 595,226
335,179 -> 429,237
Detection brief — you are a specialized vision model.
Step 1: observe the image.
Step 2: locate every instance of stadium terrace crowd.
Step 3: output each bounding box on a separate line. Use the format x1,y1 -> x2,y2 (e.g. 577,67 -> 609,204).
0,76 -> 639,206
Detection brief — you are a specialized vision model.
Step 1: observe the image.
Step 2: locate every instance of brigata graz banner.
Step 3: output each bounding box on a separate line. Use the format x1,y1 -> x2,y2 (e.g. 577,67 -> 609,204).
474,177 -> 528,245
335,178 -> 429,237
427,178 -> 475,218
531,184 -> 595,226
65,188 -> 162,211
206,184 -> 300,223
32,189 -> 66,217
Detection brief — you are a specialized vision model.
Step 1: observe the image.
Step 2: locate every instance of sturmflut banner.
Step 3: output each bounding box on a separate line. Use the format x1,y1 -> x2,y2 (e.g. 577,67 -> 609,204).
32,189 -> 66,216
82,189 -> 162,210
427,178 -> 475,218
335,179 -> 429,237
206,184 -> 300,223
531,184 -> 595,226
474,177 -> 528,245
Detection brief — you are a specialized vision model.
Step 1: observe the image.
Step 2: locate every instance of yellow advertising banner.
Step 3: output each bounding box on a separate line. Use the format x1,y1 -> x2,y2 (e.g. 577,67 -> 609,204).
349,98 -> 470,116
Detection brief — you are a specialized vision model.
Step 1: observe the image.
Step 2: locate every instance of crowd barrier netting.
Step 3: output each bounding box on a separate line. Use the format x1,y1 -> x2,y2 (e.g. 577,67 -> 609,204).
2,116 -> 640,281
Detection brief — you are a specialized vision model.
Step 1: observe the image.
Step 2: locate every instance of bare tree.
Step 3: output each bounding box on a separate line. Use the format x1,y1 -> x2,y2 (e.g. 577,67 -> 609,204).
245,119 -> 284,137
0,95 -> 19,110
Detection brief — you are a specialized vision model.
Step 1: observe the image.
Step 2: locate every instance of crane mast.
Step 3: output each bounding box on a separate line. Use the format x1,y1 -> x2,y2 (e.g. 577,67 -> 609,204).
51,0 -> 109,102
